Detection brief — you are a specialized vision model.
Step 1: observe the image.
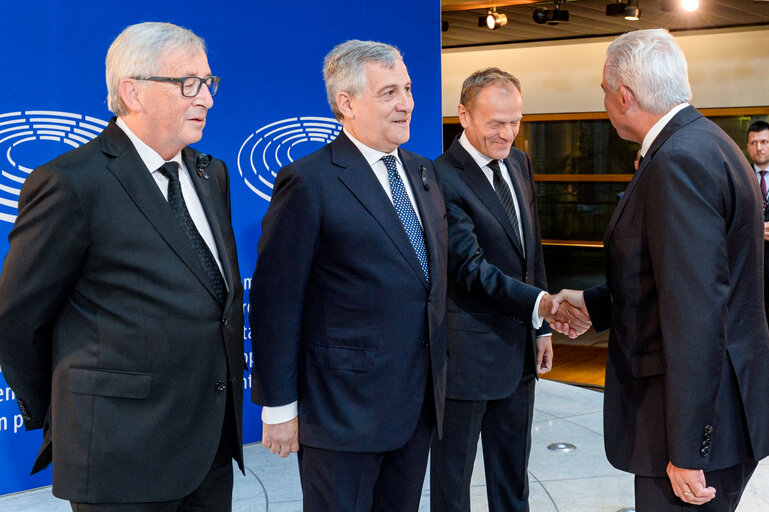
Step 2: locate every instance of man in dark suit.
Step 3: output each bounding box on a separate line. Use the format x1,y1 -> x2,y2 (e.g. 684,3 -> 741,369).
249,40 -> 447,512
431,68 -> 585,512
0,22 -> 244,511
556,29 -> 769,511
746,120 -> 769,325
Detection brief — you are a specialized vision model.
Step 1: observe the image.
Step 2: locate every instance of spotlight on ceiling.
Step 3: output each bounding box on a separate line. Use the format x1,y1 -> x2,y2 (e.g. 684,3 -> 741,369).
481,7 -> 507,30
661,0 -> 699,11
607,1 -> 641,20
533,0 -> 569,25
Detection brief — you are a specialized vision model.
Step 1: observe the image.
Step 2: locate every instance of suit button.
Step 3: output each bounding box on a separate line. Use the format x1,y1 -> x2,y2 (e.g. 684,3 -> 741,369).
422,339 -> 430,347
215,380 -> 226,391
704,425 -> 713,434
700,447 -> 710,457
427,297 -> 432,304
221,318 -> 229,326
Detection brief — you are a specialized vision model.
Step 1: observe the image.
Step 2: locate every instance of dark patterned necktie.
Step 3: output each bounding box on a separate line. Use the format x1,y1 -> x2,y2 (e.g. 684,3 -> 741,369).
382,155 -> 430,284
760,170 -> 767,211
157,162 -> 226,303
487,159 -> 522,248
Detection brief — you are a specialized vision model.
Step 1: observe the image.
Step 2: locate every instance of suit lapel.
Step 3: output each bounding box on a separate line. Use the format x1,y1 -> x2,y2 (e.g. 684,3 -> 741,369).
99,120 -> 219,301
604,106 -> 703,250
448,139 -> 524,259
333,133 -> 429,288
182,148 -> 236,307
399,149 -> 437,289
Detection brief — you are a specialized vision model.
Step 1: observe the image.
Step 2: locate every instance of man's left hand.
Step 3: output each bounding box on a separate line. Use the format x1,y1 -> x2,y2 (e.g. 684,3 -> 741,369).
667,461 -> 716,505
536,336 -> 553,374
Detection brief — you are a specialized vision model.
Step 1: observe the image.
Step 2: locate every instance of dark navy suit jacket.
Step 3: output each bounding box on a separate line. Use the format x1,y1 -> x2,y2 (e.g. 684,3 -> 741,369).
250,131 -> 448,452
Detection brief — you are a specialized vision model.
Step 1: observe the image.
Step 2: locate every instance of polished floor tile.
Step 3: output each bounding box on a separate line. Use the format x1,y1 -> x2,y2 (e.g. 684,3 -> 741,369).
2,380 -> 767,511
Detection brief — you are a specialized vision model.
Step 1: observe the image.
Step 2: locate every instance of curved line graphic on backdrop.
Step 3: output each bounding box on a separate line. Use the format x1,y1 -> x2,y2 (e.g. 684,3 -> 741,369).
237,116 -> 342,202
0,110 -> 107,224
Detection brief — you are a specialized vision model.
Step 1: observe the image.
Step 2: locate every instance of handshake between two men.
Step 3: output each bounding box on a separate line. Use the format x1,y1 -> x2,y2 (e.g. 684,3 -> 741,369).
538,289 -> 590,340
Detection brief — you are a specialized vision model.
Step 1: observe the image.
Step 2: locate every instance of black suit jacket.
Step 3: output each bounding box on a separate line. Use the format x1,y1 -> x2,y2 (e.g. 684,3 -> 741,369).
249,131 -> 448,452
0,119 -> 244,502
436,137 -> 550,400
584,106 -> 769,477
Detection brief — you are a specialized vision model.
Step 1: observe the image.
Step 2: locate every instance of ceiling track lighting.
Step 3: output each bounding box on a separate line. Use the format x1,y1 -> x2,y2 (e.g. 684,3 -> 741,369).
480,7 -> 508,30
606,0 -> 641,20
533,0 -> 570,25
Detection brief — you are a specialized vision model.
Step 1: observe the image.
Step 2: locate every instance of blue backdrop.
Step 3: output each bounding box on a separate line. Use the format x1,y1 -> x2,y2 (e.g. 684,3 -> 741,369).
0,0 -> 442,495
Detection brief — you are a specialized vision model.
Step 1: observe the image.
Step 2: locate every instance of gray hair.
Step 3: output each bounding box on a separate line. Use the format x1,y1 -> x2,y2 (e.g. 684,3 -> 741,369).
604,29 -> 691,114
460,67 -> 521,112
106,22 -> 206,116
323,40 -> 403,121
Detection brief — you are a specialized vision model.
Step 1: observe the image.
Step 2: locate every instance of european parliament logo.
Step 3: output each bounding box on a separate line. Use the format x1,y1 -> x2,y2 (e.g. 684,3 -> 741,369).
237,116 -> 342,202
0,111 -> 107,224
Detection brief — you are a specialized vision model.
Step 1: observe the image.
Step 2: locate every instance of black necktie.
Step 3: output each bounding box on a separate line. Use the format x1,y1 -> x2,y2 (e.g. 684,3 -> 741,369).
487,159 -> 522,248
157,162 -> 226,303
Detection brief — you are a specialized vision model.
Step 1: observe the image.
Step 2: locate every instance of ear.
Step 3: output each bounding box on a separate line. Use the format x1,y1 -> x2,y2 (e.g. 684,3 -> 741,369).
336,91 -> 354,121
119,78 -> 142,114
618,85 -> 635,112
457,104 -> 470,129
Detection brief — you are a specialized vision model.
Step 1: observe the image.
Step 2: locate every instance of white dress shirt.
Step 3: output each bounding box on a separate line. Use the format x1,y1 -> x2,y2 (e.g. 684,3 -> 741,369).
262,131 -> 426,425
115,118 -> 224,277
458,131 -> 548,332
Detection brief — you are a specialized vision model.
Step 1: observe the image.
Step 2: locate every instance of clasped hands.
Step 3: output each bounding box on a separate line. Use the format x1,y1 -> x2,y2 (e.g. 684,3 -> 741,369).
538,289 -> 591,339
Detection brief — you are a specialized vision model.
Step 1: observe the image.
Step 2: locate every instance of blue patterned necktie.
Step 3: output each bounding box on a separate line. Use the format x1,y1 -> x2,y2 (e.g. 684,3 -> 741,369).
382,155 -> 430,284
157,162 -> 226,303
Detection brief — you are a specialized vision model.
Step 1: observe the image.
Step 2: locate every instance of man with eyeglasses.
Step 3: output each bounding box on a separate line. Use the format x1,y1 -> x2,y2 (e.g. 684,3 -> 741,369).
0,22 -> 244,511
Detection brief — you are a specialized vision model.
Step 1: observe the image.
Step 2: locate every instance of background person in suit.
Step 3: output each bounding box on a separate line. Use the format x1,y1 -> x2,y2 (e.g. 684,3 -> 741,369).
249,40 -> 448,512
746,120 -> 769,326
556,29 -> 769,511
430,68 -> 588,512
0,22 -> 244,511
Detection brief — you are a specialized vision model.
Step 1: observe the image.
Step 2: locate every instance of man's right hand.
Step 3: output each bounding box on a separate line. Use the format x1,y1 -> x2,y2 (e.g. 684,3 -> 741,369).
764,221 -> 769,242
540,291 -> 591,338
262,417 -> 299,458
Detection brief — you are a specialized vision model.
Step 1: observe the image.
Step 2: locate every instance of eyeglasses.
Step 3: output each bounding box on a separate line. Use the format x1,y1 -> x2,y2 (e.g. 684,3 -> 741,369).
132,76 -> 220,97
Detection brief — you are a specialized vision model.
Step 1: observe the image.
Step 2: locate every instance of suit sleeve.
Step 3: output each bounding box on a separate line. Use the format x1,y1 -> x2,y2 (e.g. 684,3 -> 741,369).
523,153 -> 552,337
440,168 -> 543,327
0,165 -> 89,428
584,283 -> 612,332
249,165 -> 320,407
645,151 -> 728,469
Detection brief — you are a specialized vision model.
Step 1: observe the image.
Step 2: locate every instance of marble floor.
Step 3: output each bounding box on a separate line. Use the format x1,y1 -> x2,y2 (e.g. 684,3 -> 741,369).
2,380 -> 768,511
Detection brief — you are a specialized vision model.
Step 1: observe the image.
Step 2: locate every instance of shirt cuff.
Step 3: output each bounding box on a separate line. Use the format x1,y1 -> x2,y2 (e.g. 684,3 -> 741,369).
261,402 -> 298,424
532,290 -> 547,329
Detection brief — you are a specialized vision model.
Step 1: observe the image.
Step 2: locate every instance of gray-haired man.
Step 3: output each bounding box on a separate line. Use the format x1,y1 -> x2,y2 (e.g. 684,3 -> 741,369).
250,39 -> 448,512
0,21 -> 244,511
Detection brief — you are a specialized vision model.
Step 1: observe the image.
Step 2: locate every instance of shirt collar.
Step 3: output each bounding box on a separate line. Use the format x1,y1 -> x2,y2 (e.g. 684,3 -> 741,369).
343,128 -> 400,167
458,130 -> 500,170
115,117 -> 183,173
640,103 -> 689,158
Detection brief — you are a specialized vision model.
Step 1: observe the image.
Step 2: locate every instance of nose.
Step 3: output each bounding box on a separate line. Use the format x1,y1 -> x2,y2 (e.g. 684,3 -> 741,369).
195,82 -> 214,109
396,90 -> 414,113
500,124 -> 514,141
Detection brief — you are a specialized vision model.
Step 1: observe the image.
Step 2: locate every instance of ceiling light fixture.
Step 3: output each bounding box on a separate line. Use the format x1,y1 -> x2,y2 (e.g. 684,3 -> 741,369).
624,0 -> 641,20
483,7 -> 508,30
533,0 -> 569,25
